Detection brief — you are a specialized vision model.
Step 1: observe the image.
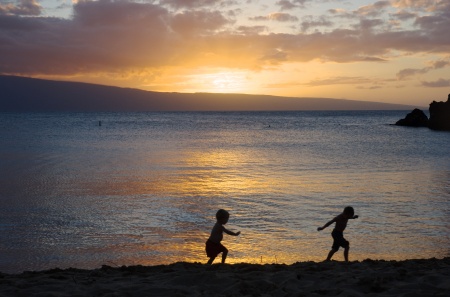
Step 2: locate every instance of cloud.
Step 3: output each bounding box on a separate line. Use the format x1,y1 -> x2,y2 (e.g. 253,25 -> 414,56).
1,0 -> 450,78
328,8 -> 356,19
355,1 -> 391,17
0,0 -> 41,16
396,58 -> 450,79
391,0 -> 445,11
429,59 -> 450,69
269,12 -> 298,22
414,8 -> 450,35
236,25 -> 267,35
301,75 -> 396,89
250,12 -> 299,22
391,10 -> 417,21
300,16 -> 333,32
259,49 -> 288,65
276,0 -> 309,11
421,78 -> 450,88
396,68 -> 429,80
329,2 -> 391,20
0,0 -> 176,74
304,76 -> 373,87
354,18 -> 385,31
171,10 -> 231,36
160,0 -> 236,9
356,85 -> 383,90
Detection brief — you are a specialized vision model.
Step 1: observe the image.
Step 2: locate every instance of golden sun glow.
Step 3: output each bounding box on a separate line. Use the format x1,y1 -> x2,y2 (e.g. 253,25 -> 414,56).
199,72 -> 247,93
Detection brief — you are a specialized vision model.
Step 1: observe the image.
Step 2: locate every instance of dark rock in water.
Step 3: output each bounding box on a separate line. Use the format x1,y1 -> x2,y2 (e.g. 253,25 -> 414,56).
395,108 -> 429,127
428,94 -> 450,131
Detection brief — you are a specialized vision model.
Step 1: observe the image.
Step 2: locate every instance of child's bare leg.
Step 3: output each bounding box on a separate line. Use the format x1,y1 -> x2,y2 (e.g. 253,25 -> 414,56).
221,249 -> 228,263
344,246 -> 349,262
207,257 -> 215,265
326,249 -> 336,261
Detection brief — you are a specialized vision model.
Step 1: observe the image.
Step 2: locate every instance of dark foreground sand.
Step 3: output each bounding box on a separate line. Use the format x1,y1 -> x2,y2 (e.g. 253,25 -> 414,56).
1,258 -> 449,296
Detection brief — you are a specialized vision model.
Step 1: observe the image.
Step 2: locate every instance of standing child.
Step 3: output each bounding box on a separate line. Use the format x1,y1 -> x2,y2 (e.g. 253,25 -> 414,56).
206,209 -> 240,265
317,206 -> 358,262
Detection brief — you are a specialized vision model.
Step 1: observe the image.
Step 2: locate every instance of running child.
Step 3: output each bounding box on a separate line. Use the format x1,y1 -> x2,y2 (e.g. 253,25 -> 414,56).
205,209 -> 240,265
317,206 -> 358,262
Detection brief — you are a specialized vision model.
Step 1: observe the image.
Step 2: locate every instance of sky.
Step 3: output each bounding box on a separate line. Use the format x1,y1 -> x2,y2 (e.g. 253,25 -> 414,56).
0,0 -> 449,107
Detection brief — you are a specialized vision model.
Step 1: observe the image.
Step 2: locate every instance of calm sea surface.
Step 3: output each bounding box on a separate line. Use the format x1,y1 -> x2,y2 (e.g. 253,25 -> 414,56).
0,111 -> 449,273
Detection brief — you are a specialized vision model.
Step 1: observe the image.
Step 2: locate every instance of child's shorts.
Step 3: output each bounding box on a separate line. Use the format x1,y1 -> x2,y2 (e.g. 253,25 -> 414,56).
331,230 -> 349,251
205,240 -> 227,258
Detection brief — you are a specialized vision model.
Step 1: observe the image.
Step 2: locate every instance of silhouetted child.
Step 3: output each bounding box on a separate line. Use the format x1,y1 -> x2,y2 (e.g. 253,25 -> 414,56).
317,206 -> 358,262
206,209 -> 240,265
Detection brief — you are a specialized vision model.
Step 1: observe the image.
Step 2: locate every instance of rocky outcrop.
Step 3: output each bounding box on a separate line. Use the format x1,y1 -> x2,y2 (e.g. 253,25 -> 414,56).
395,94 -> 450,131
428,94 -> 450,131
395,108 -> 429,127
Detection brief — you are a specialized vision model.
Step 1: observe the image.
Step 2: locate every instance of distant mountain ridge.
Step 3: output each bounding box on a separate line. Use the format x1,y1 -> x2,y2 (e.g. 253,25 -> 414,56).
0,75 -> 416,111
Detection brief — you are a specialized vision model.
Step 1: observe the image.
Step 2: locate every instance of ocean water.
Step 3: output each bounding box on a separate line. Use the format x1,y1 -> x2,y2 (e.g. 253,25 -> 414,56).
0,111 -> 449,273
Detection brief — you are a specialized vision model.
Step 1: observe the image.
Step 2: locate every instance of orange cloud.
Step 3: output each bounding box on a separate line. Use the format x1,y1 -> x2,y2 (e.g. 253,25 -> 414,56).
0,0 -> 41,16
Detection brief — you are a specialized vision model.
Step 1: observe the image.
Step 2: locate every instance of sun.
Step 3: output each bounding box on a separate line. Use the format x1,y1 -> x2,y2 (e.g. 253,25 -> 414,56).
138,69 -> 254,94
204,71 -> 247,93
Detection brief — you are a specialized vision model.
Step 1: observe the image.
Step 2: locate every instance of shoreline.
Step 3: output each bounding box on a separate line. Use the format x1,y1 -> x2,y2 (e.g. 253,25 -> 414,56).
1,257 -> 449,296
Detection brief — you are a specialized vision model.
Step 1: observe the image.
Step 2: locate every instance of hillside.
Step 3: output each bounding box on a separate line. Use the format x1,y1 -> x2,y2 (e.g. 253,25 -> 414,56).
0,75 -> 416,111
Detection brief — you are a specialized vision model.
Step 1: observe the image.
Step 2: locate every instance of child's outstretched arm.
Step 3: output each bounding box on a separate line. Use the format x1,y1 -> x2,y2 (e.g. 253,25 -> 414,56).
351,215 -> 359,219
223,227 -> 240,236
317,218 -> 336,231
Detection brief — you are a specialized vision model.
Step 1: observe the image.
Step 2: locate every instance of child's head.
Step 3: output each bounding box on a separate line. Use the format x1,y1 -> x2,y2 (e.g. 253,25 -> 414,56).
216,209 -> 230,224
343,206 -> 354,218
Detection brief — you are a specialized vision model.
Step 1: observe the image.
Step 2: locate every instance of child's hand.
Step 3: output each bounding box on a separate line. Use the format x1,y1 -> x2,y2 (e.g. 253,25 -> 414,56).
236,231 -> 241,236
354,215 -> 359,219
317,227 -> 323,231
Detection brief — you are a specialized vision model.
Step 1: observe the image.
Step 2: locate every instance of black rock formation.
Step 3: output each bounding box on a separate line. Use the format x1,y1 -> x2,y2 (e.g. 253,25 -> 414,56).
395,108 -> 429,127
428,94 -> 450,131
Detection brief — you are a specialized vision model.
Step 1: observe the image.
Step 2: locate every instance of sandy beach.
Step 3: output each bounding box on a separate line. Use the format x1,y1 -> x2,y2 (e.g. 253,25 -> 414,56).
1,258 -> 449,296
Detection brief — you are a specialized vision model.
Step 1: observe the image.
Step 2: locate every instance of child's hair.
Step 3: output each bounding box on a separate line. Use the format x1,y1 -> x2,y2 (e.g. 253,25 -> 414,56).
344,206 -> 354,216
216,209 -> 230,220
